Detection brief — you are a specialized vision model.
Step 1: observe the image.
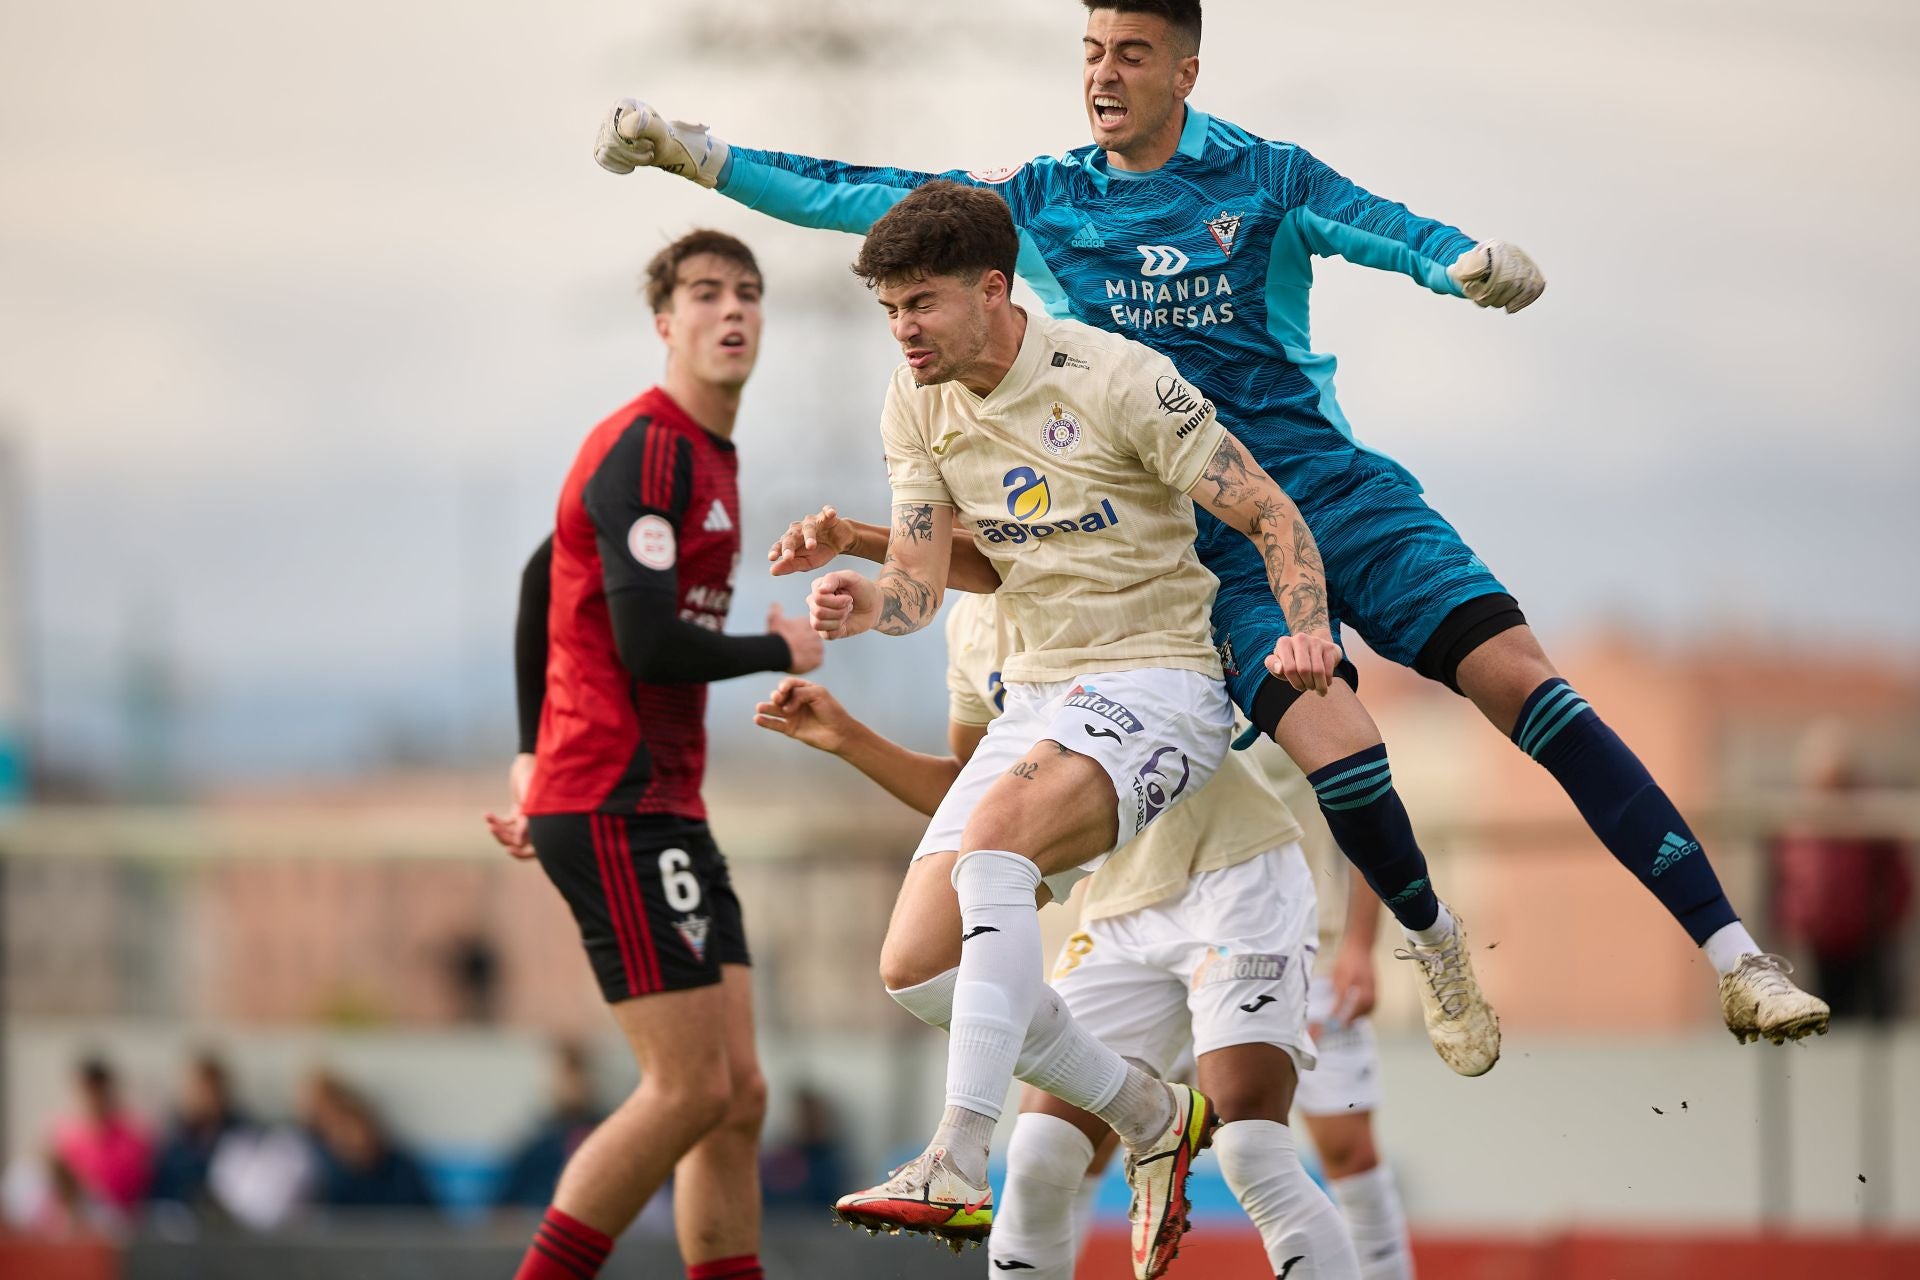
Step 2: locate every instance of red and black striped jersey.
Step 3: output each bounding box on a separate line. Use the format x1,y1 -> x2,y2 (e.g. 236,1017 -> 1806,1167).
526,387 -> 750,820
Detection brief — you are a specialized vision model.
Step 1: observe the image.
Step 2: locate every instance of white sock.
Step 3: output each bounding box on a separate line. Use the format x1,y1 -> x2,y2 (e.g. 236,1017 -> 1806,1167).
1329,1165 -> 1414,1280
887,968 -> 956,1030
1098,1063 -> 1175,1152
1014,987 -> 1129,1114
890,971 -> 1141,1132
1702,921 -> 1761,976
1403,901 -> 1456,948
945,850 -> 1046,1158
988,1112 -> 1095,1279
930,1104 -> 996,1186
1214,1120 -> 1362,1279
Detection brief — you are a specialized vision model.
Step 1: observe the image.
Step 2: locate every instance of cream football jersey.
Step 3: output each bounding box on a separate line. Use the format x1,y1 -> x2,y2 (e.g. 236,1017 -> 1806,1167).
943,592 -> 1303,922
883,310 -> 1227,686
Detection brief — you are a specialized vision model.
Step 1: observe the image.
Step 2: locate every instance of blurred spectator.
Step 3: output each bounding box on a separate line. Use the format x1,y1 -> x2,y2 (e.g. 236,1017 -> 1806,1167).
1,1150 -> 119,1238
759,1086 -> 848,1211
149,1051 -> 253,1212
1772,722 -> 1913,1022
49,1056 -> 153,1215
303,1071 -> 437,1210
495,1041 -> 604,1209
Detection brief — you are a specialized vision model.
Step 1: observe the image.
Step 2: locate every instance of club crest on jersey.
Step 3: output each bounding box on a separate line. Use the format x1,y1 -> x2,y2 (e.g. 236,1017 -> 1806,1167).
1206,210 -> 1244,257
1041,402 -> 1082,456
674,914 -> 712,963
627,514 -> 676,570
1064,684 -> 1144,734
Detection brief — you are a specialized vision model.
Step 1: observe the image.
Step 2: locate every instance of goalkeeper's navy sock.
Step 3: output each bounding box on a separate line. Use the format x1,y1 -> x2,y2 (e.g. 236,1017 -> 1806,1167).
1514,678 -> 1737,943
1308,745 -> 1440,932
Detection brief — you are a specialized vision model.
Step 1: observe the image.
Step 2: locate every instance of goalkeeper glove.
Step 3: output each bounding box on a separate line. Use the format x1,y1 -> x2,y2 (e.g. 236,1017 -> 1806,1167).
1447,241 -> 1545,313
593,98 -> 730,188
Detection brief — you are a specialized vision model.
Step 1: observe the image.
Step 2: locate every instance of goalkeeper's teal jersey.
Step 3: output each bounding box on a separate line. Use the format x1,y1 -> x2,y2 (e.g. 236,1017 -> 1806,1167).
721,105 -> 1479,504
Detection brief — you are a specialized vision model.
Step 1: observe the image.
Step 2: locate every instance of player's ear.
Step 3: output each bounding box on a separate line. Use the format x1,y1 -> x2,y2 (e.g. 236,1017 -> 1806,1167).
981,269 -> 1010,306
1174,54 -> 1199,100
653,307 -> 674,345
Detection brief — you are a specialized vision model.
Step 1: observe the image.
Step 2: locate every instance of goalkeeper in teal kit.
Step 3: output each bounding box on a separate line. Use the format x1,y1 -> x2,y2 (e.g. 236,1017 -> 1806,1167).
595,0 -> 1827,1070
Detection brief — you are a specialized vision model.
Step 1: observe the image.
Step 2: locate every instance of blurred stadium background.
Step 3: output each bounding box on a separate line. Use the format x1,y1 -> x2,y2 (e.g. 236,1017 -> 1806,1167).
3,1 -> 1918,1276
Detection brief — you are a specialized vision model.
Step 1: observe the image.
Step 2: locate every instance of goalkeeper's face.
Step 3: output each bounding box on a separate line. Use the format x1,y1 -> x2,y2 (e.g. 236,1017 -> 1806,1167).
876,271 -> 995,388
654,254 -> 765,390
1082,9 -> 1199,161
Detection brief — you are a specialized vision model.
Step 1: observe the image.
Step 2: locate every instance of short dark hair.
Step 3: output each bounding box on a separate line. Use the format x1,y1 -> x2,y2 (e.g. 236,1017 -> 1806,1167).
1083,0 -> 1202,51
850,181 -> 1020,290
642,229 -> 762,314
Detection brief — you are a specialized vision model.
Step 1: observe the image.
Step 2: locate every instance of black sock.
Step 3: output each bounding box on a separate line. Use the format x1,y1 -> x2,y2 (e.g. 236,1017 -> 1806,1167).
1307,745 -> 1440,931
1514,678 -> 1737,943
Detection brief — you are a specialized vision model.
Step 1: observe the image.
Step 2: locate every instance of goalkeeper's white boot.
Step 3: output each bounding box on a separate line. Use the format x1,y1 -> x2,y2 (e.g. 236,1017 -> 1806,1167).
1720,954 -> 1830,1044
1395,907 -> 1500,1077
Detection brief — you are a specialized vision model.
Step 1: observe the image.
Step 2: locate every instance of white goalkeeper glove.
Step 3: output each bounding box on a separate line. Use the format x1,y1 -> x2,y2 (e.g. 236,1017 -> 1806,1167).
593,98 -> 731,188
1447,241 -> 1545,313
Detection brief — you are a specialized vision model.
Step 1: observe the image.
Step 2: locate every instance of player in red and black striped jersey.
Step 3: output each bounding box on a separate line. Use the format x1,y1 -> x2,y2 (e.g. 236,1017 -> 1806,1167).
486,230 -> 819,1280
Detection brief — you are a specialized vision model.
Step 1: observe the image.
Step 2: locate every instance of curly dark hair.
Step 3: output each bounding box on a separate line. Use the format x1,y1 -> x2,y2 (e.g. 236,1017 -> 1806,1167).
1083,0 -> 1201,51
850,181 -> 1020,290
642,229 -> 762,314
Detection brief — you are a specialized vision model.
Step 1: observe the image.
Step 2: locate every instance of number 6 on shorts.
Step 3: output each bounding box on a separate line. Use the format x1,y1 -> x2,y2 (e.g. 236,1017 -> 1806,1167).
659,848 -> 703,913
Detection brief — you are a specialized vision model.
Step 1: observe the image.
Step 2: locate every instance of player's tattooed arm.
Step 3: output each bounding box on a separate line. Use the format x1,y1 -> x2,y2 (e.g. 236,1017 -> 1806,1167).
1187,433 -> 1333,638
872,501 -> 953,635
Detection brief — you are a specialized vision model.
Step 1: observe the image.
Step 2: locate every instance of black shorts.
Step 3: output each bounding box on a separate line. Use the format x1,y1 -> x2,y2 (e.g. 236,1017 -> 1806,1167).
529,812 -> 750,1003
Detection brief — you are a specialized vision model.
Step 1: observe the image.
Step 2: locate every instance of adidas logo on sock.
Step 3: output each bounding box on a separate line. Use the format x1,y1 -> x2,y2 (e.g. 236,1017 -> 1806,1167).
702,499 -> 733,532
1651,832 -> 1700,877
1070,220 -> 1106,248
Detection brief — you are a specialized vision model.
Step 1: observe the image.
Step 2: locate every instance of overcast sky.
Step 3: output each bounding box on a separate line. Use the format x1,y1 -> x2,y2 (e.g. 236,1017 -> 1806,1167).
2,0 -> 1915,782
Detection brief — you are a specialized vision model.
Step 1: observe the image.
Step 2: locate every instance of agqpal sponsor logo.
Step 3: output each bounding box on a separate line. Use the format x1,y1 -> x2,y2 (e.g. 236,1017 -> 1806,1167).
1137,245 -> 1189,276
1064,685 -> 1144,735
1105,273 -> 1236,331
977,467 -> 1122,545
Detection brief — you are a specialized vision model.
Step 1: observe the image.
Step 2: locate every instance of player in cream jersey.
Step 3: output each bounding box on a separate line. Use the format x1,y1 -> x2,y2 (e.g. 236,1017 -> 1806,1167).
800,182 -> 1343,1278
756,590 -> 1363,1279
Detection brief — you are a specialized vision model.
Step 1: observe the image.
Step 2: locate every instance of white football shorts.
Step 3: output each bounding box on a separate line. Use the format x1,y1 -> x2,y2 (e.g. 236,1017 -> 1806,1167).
1046,845 -> 1319,1076
1292,972 -> 1385,1116
912,667 -> 1231,901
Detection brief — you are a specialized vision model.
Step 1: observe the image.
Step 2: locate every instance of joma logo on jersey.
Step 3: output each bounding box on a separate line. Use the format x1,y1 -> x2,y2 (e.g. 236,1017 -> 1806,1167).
1105,273 -> 1237,331
1064,684 -> 1144,734
979,468 -> 1122,544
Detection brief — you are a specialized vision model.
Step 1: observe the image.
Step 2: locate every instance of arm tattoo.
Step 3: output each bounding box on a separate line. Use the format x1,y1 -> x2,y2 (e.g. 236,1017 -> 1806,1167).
1197,436 -> 1259,507
1243,483 -> 1332,638
893,503 -> 935,544
1292,518 -> 1325,575
875,566 -> 937,635
1280,581 -> 1331,636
